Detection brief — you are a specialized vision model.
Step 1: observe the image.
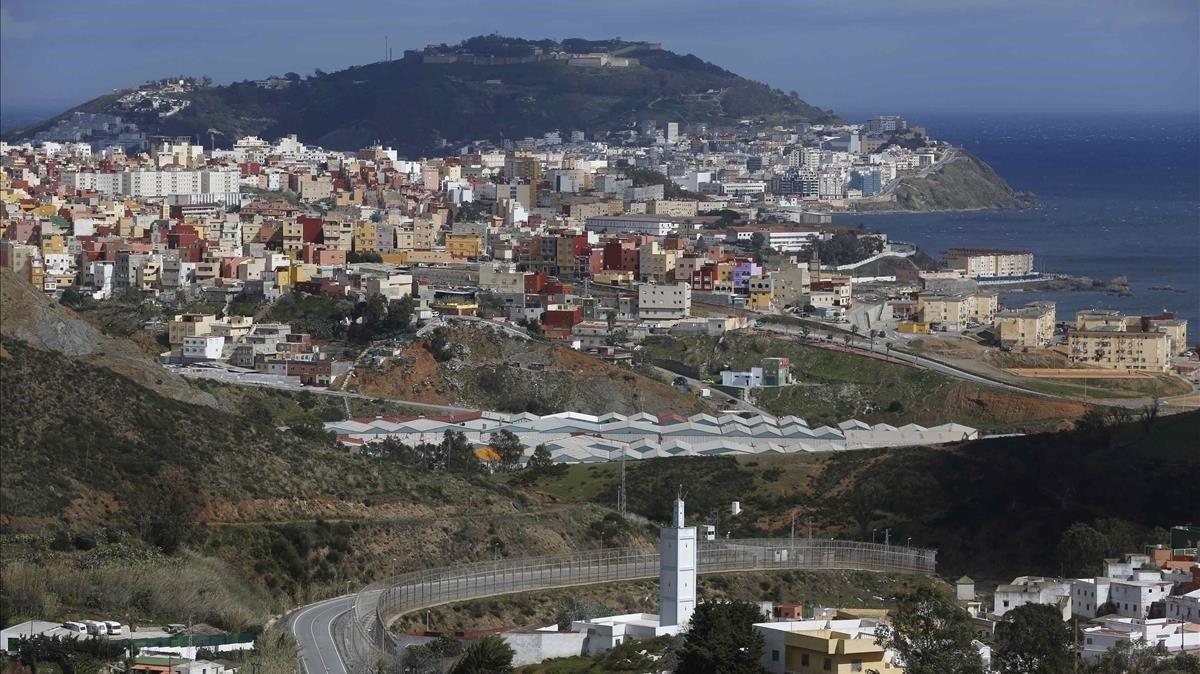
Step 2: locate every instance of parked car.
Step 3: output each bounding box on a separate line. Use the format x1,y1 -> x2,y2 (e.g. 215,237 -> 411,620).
103,621 -> 123,636
82,620 -> 105,636
61,622 -> 88,637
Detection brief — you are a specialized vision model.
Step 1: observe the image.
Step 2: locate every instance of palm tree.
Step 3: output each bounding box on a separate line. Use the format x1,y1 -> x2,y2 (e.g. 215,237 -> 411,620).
452,635 -> 514,673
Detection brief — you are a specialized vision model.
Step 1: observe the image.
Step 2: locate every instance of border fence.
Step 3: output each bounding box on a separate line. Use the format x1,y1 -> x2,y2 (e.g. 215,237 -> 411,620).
339,538 -> 936,672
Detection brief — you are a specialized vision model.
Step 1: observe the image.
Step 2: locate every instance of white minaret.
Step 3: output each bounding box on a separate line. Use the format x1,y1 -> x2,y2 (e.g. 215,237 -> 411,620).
659,493 -> 698,629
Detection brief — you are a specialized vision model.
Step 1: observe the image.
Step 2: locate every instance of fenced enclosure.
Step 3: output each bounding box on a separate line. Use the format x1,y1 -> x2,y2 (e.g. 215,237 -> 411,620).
337,538 -> 935,672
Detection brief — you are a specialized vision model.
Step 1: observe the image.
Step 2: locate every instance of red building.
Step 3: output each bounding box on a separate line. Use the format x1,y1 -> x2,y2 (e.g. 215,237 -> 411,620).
543,306 -> 583,330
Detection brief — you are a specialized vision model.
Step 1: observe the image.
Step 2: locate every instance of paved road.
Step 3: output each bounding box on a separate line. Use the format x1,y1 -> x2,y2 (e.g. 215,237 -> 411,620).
755,321 -> 1061,399
177,370 -> 479,415
289,594 -> 354,674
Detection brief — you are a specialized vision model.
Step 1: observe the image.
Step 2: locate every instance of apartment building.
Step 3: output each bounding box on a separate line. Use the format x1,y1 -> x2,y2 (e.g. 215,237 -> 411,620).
1076,310 -> 1127,331
637,282 -> 692,321
755,619 -> 903,674
168,313 -> 217,345
997,302 -> 1056,347
586,215 -> 681,237
1068,330 -> 1172,372
916,292 -> 997,331
944,248 -> 1035,279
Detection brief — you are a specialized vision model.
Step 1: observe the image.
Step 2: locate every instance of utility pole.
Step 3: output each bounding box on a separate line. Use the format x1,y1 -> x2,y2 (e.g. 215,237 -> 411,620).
617,443 -> 627,516
884,529 -> 890,546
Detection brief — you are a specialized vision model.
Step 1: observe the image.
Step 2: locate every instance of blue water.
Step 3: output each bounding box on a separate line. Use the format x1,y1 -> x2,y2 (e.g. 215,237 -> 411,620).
833,113 -> 1200,327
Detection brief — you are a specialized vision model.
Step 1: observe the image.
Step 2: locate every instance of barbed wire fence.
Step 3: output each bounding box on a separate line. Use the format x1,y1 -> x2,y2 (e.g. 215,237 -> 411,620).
340,539 -> 936,672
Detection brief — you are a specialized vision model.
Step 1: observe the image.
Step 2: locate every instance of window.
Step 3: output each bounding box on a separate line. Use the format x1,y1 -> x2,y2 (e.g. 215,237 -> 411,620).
772,650 -> 779,662
1003,600 -> 1010,608
824,657 -> 832,671
802,654 -> 810,666
852,661 -> 863,672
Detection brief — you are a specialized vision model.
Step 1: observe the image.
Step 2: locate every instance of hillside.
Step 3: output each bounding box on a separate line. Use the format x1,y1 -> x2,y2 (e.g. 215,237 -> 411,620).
0,268 -> 219,408
0,289 -> 648,629
642,331 -> 1088,433
851,150 -> 1035,212
508,410 -> 1200,579
5,36 -> 837,154
350,323 -> 711,416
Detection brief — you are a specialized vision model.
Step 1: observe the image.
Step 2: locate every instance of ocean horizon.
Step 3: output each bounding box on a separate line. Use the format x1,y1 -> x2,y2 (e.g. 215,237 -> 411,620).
834,112 -> 1200,328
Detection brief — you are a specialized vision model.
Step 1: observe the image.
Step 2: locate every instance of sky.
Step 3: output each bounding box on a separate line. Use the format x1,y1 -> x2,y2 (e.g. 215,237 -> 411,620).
2,0 -> 1198,126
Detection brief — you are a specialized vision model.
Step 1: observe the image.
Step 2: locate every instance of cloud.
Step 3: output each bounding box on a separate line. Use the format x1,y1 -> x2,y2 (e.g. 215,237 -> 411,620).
0,7 -> 35,40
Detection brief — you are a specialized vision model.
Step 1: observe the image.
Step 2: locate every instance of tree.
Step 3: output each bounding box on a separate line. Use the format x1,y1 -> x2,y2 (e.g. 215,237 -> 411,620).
1056,522 -> 1113,577
749,232 -> 766,251
993,604 -> 1073,674
1139,398 -> 1161,435
555,596 -> 607,631
874,586 -> 983,674
489,430 -> 526,472
1090,638 -> 1159,674
606,309 -> 617,332
526,444 -> 554,471
126,469 -> 202,554
451,635 -> 514,674
443,430 -> 482,475
675,601 -> 766,674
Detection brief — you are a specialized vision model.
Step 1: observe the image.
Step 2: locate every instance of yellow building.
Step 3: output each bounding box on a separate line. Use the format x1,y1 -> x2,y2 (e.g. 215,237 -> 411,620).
445,233 -> 482,259
1068,330 -> 1172,372
353,221 -> 377,254
594,269 -> 635,285
168,313 -> 217,345
1076,310 -> 1126,331
40,235 -> 67,255
748,275 -> 774,310
1148,319 -> 1188,355
757,620 -> 903,674
997,302 -> 1056,348
897,321 -> 931,334
918,292 -> 996,328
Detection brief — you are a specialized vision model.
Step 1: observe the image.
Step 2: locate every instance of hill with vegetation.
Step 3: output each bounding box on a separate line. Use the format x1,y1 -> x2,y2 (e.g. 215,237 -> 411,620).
851,150 -> 1035,212
507,409 -> 1200,579
641,331 -> 1089,433
5,36 -> 837,154
349,322 -> 711,416
0,276 -> 649,631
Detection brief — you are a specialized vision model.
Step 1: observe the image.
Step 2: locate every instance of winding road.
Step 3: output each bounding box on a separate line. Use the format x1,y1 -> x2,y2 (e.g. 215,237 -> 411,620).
289,594 -> 354,674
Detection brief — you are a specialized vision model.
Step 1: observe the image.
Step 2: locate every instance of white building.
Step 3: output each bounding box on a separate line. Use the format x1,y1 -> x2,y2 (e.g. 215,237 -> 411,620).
993,577 -> 1071,619
1081,617 -> 1200,664
1109,579 -> 1174,619
585,215 -> 681,237
638,283 -> 692,321
1070,578 -> 1112,619
181,335 -> 225,362
1166,590 -> 1200,623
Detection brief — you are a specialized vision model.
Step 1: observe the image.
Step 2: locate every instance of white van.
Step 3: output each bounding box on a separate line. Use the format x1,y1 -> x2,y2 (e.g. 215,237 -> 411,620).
103,621 -> 123,636
81,620 -> 105,636
61,622 -> 88,637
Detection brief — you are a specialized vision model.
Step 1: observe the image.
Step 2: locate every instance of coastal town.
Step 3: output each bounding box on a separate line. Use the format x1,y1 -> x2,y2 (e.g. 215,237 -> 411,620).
1,115 -> 1194,397
1,26 -> 1198,674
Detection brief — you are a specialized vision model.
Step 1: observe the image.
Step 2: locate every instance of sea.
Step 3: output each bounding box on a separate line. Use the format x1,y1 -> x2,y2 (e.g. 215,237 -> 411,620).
831,113 -> 1200,328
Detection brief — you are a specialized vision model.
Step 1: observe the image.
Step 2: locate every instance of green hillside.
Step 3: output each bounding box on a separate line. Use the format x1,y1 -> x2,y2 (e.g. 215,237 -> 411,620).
508,410 -> 1200,579
5,36 -> 837,154
0,334 -> 643,629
